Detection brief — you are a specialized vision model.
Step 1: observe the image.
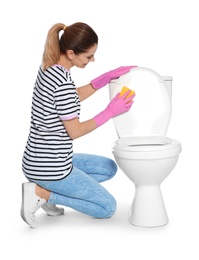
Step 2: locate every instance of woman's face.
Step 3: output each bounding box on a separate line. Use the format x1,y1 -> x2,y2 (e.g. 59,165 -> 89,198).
71,44 -> 98,68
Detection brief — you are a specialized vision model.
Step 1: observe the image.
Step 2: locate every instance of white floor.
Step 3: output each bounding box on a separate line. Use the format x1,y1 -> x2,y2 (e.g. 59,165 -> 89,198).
3,151 -> 198,259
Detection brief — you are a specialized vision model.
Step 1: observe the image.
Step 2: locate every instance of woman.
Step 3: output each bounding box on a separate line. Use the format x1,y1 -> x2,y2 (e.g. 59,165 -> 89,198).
21,22 -> 136,228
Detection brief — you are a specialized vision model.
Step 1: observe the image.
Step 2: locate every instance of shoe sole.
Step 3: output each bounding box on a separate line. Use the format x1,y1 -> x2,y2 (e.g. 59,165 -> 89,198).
20,183 -> 28,224
20,183 -> 36,228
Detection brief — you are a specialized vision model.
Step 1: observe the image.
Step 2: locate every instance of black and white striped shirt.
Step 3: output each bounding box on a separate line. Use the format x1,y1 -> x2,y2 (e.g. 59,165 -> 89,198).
22,65 -> 80,181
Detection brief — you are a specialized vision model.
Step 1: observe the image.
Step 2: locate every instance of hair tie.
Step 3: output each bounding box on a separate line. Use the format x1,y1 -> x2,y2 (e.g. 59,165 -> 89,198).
63,25 -> 67,31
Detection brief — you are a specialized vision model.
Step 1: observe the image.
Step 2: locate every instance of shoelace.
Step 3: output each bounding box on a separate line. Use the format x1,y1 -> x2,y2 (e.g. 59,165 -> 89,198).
30,199 -> 45,223
33,199 -> 44,213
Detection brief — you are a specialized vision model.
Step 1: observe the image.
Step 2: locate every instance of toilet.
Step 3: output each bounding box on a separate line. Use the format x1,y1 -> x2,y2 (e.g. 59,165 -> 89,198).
109,67 -> 182,227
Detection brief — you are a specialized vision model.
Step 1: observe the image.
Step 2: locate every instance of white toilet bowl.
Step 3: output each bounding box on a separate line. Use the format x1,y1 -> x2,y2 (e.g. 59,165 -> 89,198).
109,67 -> 182,227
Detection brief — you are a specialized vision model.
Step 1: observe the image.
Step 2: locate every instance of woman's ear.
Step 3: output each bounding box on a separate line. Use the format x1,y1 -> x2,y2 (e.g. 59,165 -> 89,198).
66,50 -> 75,60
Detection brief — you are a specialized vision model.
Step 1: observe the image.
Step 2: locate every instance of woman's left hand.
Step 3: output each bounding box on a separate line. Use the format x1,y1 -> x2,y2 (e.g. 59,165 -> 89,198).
91,66 -> 137,90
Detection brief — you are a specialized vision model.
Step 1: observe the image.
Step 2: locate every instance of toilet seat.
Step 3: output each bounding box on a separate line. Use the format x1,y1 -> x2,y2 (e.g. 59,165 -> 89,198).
113,136 -> 179,152
112,136 -> 181,160
109,67 -> 172,138
110,67 -> 182,160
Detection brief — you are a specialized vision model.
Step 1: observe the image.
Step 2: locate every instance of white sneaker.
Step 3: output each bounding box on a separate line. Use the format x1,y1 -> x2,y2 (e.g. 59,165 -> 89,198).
20,182 -> 46,228
41,203 -> 64,216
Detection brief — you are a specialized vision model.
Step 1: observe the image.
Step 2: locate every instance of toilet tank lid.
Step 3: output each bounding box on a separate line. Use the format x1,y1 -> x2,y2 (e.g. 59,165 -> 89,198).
161,76 -> 173,81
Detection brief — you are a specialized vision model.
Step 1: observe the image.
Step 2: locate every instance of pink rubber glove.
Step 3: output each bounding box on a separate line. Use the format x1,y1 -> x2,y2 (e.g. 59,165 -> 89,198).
91,66 -> 137,90
93,90 -> 135,127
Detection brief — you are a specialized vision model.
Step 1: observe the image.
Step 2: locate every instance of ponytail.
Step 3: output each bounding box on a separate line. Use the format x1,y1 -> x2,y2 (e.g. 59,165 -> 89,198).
42,23 -> 65,70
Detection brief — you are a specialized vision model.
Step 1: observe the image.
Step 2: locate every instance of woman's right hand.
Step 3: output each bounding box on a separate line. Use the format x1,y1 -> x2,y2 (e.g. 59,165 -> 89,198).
106,90 -> 135,117
93,90 -> 135,127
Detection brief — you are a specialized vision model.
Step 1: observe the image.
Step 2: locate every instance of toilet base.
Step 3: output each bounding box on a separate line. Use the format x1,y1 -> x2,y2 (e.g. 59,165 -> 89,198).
129,185 -> 169,227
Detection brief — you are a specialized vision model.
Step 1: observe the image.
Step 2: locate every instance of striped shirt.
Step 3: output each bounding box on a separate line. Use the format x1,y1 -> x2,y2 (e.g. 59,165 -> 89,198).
22,65 -> 80,181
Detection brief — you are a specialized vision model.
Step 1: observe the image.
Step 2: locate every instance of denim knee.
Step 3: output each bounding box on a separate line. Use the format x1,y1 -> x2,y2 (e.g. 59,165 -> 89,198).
104,195 -> 117,218
109,159 -> 118,177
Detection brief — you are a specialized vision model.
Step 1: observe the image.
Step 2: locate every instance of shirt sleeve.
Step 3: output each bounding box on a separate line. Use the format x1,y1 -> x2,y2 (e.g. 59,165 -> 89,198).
54,83 -> 79,121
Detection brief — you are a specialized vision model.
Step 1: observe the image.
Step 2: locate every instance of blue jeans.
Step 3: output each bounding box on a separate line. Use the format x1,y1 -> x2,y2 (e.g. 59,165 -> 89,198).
33,153 -> 118,218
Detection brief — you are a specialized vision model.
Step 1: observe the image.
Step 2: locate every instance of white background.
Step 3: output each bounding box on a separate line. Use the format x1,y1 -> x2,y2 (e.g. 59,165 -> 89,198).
1,0 -> 199,259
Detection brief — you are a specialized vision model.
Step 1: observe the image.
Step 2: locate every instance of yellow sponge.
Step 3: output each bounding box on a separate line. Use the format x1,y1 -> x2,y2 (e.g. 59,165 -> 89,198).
119,86 -> 135,99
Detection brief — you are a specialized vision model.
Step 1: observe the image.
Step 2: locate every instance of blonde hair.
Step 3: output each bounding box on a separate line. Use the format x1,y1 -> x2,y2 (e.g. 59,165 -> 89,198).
42,23 -> 65,70
42,22 -> 98,71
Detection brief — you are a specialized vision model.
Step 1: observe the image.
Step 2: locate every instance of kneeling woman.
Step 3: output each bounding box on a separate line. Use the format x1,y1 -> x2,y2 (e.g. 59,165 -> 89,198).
21,22 -> 135,228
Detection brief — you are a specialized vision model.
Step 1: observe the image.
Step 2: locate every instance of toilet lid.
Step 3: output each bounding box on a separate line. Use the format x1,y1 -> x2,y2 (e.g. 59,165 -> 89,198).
109,67 -> 172,137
